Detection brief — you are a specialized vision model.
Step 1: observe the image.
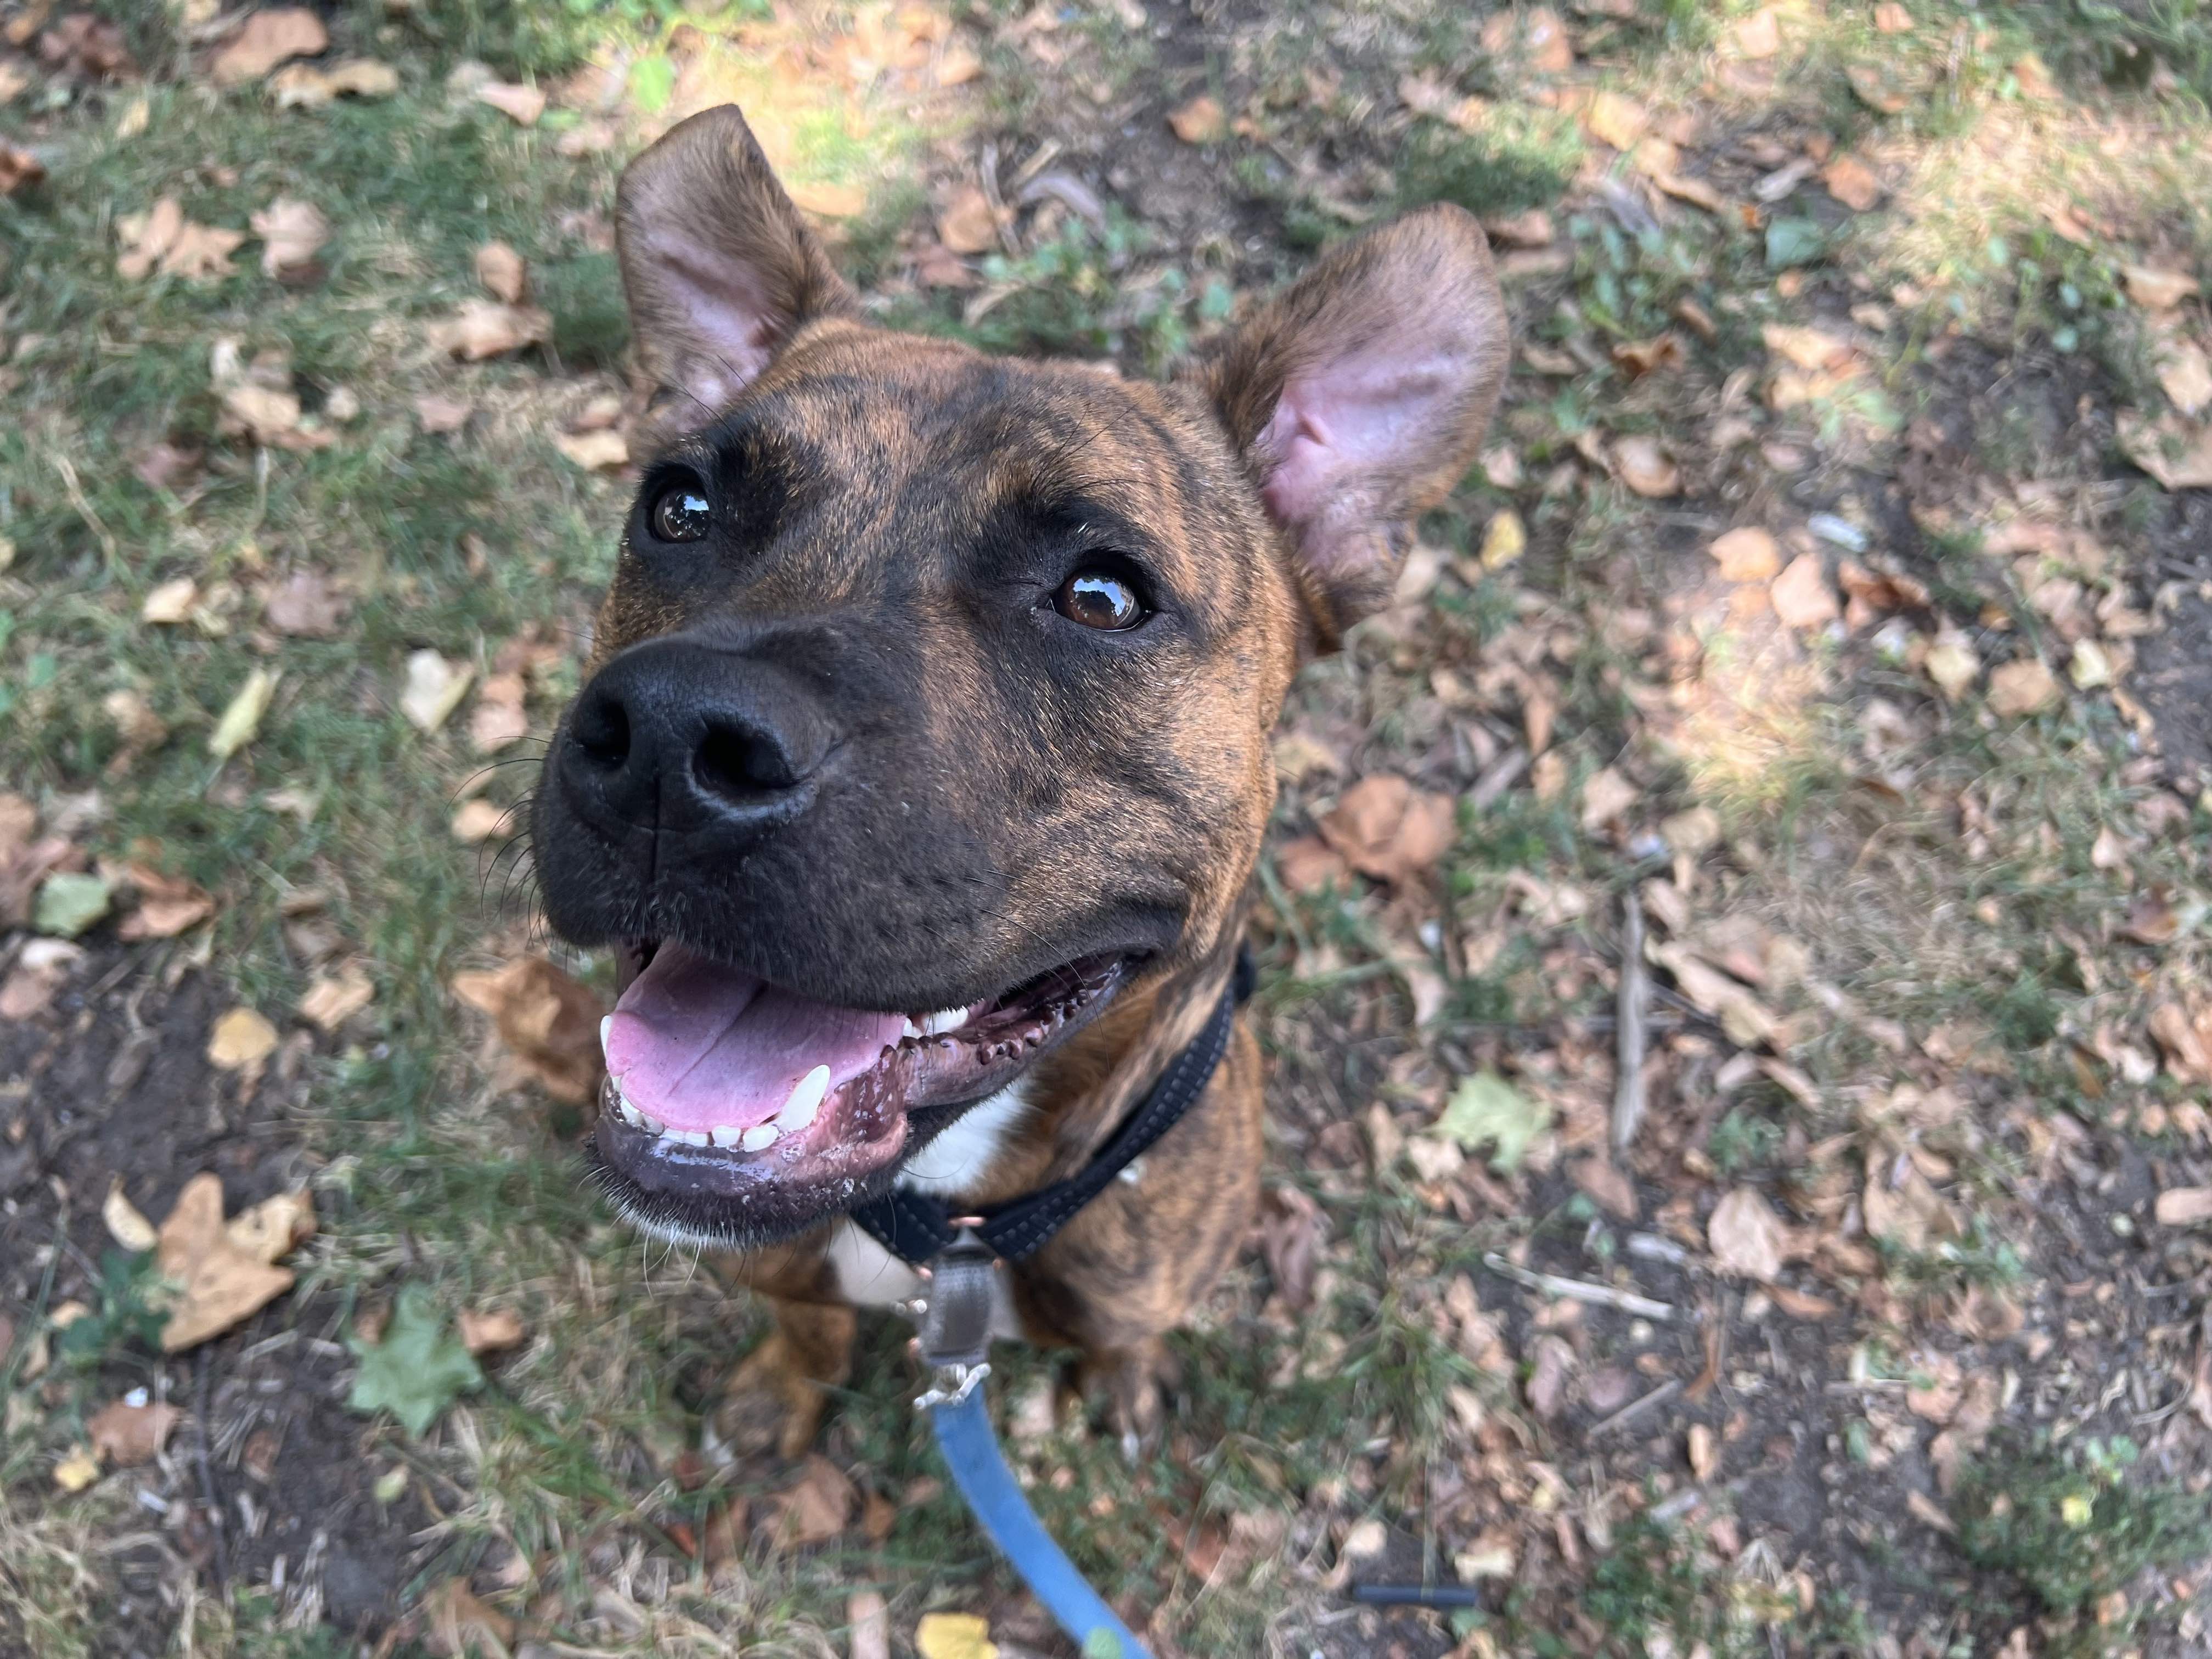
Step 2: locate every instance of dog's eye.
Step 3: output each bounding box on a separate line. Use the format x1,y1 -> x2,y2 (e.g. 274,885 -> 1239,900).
1054,567 -> 1147,631
648,481 -> 712,543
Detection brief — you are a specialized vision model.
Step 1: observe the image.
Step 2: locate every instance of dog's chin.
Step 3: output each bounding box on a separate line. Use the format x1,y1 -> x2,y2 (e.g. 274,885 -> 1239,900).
584,942 -> 1137,1247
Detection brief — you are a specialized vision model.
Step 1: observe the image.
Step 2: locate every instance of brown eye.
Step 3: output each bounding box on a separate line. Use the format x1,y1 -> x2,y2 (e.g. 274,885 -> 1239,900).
649,483 -> 711,543
1054,567 -> 1146,631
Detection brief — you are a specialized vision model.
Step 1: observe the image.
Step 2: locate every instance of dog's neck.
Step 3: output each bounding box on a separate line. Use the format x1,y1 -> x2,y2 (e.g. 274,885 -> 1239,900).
898,937 -> 1245,1208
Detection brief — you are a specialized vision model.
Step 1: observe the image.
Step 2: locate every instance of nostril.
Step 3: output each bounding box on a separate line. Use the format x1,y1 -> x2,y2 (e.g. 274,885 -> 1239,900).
572,696 -> 632,771
695,722 -> 798,799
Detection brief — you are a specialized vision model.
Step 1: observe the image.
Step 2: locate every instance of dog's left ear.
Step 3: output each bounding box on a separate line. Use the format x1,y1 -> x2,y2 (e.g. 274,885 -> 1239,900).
1202,205 -> 1507,644
616,104 -> 857,421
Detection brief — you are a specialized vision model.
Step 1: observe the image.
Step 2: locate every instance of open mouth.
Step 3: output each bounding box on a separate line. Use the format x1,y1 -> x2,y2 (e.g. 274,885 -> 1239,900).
588,940 -> 1134,1245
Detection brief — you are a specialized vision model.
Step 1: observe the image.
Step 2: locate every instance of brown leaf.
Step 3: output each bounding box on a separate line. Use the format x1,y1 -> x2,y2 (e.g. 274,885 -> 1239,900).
87,1399 -> 182,1467
1318,775 -> 1456,883
1167,94 -> 1225,144
1579,766 -> 1639,833
207,1006 -> 279,1069
451,955 -> 607,1104
1525,1334 -> 1574,1419
1822,154 -> 1882,211
786,179 -> 868,218
2155,1186 -> 2212,1227
210,8 -> 328,85
1687,1422 -> 1719,1480
1708,1187 -> 1785,1280
1,139 -> 46,195
2149,1003 -> 2212,1081
262,568 -> 348,637
298,963 -> 375,1032
1483,6 -> 1574,73
1767,1284 -> 1836,1319
458,1306 -> 527,1354
270,56 -> 400,107
451,798 -> 512,843
1763,323 -> 1855,372
2157,339 -> 2212,417
2123,264 -> 2199,310
2120,412 -> 2212,489
225,1189 -> 316,1264
1569,1157 -> 1637,1220
1612,434 -> 1679,497
117,198 -> 245,282
474,80 -> 544,125
1611,332 -> 1683,379
250,195 -> 327,278
552,428 -> 628,471
1583,90 -> 1648,150
1257,1184 -> 1325,1310
1986,658 -> 2058,718
1708,526 -> 1780,582
776,1454 -> 854,1546
913,241 -> 977,289
469,673 -> 529,755
116,864 -> 216,940
1769,553 -> 1839,629
474,240 -> 528,304
1846,60 -> 1912,114
1730,6 -> 1780,58
415,395 -> 472,434
155,1174 -> 297,1352
1274,834 -> 1350,895
937,186 -> 1002,255
1873,2 -> 1914,30
427,300 -> 550,360
420,1577 -> 516,1658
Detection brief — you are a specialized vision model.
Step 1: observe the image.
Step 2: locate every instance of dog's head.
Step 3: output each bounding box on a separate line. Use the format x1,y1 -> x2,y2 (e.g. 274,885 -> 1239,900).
532,105 -> 1506,1246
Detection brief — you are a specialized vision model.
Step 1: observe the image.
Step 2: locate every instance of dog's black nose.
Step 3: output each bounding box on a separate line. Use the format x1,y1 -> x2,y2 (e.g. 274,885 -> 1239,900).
560,637 -> 832,834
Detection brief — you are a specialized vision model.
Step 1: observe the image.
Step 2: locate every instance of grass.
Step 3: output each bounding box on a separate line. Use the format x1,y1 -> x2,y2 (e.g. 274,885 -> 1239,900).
7,0 -> 2212,1651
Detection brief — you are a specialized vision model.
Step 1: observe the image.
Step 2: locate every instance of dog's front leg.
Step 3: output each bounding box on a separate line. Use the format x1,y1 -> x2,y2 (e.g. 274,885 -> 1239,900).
709,1293 -> 857,1463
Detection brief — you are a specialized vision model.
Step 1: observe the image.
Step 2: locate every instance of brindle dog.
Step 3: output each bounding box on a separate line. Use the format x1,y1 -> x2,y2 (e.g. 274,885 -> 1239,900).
531,104 -> 1507,1458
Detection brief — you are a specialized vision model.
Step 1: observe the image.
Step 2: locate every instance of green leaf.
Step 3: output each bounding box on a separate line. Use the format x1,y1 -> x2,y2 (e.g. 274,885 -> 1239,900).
1764,216 -> 1825,269
347,1285 -> 483,1437
629,53 -> 676,115
1434,1071 -> 1552,1173
35,872 -> 112,938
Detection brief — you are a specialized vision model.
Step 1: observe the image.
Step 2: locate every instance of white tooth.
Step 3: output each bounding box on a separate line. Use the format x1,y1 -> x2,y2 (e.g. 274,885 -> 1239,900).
710,1125 -> 745,1149
637,1112 -> 664,1135
900,1019 -> 925,1042
618,1101 -> 645,1128
776,1065 -> 830,1133
673,1129 -> 711,1147
922,1006 -> 970,1036
600,1015 -> 614,1061
741,1123 -> 779,1152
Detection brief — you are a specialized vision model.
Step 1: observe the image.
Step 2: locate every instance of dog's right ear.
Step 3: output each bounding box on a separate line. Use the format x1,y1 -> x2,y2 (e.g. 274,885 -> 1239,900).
616,104 -> 855,421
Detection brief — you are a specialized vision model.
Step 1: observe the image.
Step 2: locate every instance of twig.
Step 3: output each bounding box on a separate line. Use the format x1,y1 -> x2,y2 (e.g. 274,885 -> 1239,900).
195,1349 -> 231,1587
1589,1377 -> 1681,1438
1611,886 -> 1648,1155
1482,1253 -> 1675,1321
1468,746 -> 1529,811
52,453 -> 121,571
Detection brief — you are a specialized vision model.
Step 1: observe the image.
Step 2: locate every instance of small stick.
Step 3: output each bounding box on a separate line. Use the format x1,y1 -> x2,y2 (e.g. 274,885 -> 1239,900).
195,1349 -> 230,1588
1611,886 -> 1648,1155
1589,1377 -> 1681,1438
1482,1253 -> 1675,1321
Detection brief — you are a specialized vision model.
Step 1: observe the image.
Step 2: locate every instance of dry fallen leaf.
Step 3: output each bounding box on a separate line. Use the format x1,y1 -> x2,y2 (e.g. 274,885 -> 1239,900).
914,1613 -> 997,1659
1708,526 -> 1780,583
103,1181 -> 159,1252
458,1306 -> 527,1354
1167,94 -> 1225,144
451,955 -> 607,1104
777,1454 -> 855,1546
427,300 -> 550,360
2123,264 -> 2200,310
1709,1186 -> 1786,1281
116,864 -> 216,940
2120,412 -> 2212,490
1924,632 -> 1979,700
553,429 -> 628,471
451,798 -> 512,844
2149,1003 -> 2212,1081
299,963 -> 375,1032
2158,339 -> 2212,417
1731,6 -> 1780,57
849,1591 -> 892,1659
53,1447 -> 100,1493
475,80 -> 545,125
1986,658 -> 2059,718
400,650 -> 473,734
415,395 -> 472,434
1769,553 -> 1840,629
226,1190 -> 316,1264
155,1174 -> 298,1352
210,7 -> 328,85
262,567 -> 348,637
1318,774 -> 1456,883
786,179 -> 869,218
1874,1 -> 1914,30
2,139 -> 47,195
474,239 -> 527,303
2155,1187 -> 2212,1227
117,198 -> 245,282
420,1577 -> 516,1659
271,57 -> 401,107
1583,90 -> 1648,150
1687,1421 -> 1719,1480
87,1398 -> 182,1467
1612,434 -> 1680,497
1579,766 -> 1640,833
250,195 -> 327,278
207,1006 -> 280,1070
1822,154 -> 1882,211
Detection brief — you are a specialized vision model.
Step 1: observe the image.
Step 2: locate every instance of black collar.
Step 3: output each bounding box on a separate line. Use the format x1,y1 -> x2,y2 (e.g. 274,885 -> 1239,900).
851,948 -> 1256,1267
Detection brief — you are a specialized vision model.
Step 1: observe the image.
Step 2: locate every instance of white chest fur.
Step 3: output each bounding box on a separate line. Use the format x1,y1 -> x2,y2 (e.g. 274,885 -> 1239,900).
824,1083 -> 1028,1337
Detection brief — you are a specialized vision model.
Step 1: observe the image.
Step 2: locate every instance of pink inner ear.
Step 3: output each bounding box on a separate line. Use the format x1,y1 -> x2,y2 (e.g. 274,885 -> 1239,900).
642,228 -> 787,409
1257,347 -> 1464,575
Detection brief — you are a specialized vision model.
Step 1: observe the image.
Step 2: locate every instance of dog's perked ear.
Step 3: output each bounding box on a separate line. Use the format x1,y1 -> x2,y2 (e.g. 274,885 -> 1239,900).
615,104 -> 856,424
1201,205 -> 1509,646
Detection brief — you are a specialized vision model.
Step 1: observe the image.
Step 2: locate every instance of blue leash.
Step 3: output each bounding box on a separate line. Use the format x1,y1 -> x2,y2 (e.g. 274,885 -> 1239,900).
927,1388 -> 1153,1659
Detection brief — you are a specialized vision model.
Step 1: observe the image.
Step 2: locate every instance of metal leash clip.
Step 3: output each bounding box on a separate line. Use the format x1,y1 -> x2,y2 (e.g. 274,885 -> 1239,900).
910,1224 -> 999,1412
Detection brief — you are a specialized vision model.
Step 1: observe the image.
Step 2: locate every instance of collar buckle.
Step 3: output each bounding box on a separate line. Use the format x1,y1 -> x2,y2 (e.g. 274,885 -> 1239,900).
910,1226 -> 1000,1413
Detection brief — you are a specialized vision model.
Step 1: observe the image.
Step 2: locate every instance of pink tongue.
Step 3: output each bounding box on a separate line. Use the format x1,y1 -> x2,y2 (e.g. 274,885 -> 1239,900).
604,944 -> 909,1134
